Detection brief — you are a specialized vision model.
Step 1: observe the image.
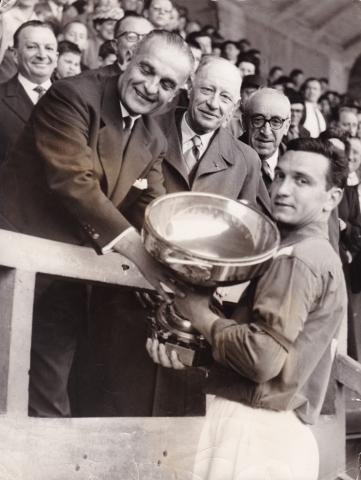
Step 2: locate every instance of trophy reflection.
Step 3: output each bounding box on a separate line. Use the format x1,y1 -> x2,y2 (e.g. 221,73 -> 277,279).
142,192 -> 280,367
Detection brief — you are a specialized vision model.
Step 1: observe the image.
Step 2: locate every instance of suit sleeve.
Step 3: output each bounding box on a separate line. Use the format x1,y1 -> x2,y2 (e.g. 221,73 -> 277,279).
32,81 -> 157,252
237,144 -> 261,205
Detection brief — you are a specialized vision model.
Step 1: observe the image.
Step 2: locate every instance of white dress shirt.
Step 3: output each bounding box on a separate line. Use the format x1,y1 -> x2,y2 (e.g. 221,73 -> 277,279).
304,102 -> 326,138
263,148 -> 279,180
181,112 -> 214,158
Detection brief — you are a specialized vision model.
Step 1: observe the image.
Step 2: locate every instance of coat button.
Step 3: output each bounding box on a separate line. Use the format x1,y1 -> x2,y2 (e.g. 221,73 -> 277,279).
92,233 -> 100,240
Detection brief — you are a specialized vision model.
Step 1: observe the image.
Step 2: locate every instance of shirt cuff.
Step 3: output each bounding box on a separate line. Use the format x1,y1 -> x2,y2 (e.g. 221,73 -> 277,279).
101,227 -> 134,254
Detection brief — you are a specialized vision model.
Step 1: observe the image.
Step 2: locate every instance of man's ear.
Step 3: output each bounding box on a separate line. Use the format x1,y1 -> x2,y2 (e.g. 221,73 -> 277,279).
10,47 -> 18,65
324,187 -> 343,213
283,116 -> 291,135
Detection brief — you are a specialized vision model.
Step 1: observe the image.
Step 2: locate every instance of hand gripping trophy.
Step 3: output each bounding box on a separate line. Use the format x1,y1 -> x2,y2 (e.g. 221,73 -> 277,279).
142,192 -> 280,367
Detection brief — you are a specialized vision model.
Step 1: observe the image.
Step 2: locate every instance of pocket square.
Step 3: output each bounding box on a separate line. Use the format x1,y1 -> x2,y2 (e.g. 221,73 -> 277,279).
132,178 -> 148,190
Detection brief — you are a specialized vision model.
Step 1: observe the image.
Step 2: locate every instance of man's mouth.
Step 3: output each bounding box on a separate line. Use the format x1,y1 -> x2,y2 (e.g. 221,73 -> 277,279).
134,88 -> 156,103
199,109 -> 218,119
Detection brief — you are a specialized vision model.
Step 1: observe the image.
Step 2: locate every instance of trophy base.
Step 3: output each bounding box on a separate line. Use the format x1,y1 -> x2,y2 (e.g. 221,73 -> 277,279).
149,304 -> 213,367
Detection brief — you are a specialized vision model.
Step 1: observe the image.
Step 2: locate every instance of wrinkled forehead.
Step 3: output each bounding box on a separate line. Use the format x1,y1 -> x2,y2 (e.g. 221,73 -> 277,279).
19,25 -> 57,44
118,17 -> 153,35
278,150 -> 329,182
249,92 -> 290,117
196,62 -> 241,98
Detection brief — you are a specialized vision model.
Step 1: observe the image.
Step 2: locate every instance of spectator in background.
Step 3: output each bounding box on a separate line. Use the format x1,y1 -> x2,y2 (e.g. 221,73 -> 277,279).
186,30 -> 212,55
0,20 -> 57,165
97,38 -> 117,66
145,0 -> 172,30
212,40 -> 222,57
338,108 -> 359,138
237,52 -> 258,77
318,93 -> 334,125
284,90 -> 310,143
121,0 -> 144,14
185,19 -> 201,36
289,68 -> 304,91
319,76 -> 329,94
53,39 -> 81,79
60,20 -> 89,54
237,37 -> 250,53
83,5 -> 124,69
267,65 -> 283,86
302,77 -> 326,137
166,4 -> 180,32
221,40 -> 240,65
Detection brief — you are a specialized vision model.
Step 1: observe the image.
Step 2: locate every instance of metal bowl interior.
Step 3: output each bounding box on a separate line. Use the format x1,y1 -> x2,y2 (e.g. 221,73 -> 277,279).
143,192 -> 280,266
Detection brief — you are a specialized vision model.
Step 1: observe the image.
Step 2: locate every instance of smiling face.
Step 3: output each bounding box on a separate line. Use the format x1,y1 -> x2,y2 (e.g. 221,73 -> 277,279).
118,36 -> 192,116
246,89 -> 290,160
148,0 -> 173,28
347,137 -> 361,174
15,25 -> 58,84
187,59 -> 241,134
271,150 -> 340,226
63,22 -> 88,52
339,110 -> 358,137
114,16 -> 153,65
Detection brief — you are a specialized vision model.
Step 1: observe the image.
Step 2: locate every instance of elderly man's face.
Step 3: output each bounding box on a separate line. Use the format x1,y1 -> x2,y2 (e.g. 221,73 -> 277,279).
148,0 -> 173,28
246,91 -> 290,160
188,61 -> 241,134
271,150 -> 338,226
96,19 -> 118,41
339,110 -> 358,137
119,37 -> 191,115
15,26 -> 58,84
238,61 -> 255,78
114,16 -> 153,66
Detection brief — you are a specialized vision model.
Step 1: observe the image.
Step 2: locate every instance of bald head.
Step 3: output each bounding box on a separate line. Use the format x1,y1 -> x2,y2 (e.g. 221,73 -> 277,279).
187,56 -> 242,134
245,88 -> 291,160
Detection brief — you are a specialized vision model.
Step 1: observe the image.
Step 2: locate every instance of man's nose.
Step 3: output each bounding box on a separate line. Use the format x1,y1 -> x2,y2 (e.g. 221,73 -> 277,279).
206,93 -> 220,110
144,77 -> 159,95
275,177 -> 293,196
260,120 -> 272,134
36,46 -> 47,58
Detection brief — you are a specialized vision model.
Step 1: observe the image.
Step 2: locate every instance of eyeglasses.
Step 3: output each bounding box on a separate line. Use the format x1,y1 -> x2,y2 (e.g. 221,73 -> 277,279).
115,31 -> 145,42
249,114 -> 289,130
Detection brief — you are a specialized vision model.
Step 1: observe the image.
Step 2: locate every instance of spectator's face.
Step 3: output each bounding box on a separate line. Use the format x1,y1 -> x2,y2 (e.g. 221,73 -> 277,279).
114,16 -> 153,65
304,80 -> 321,103
188,61 -> 241,134
339,110 -> 358,137
100,53 -> 117,66
238,61 -> 255,78
271,150 -> 337,226
63,23 -> 88,52
224,43 -> 239,62
318,98 -> 331,117
268,68 -> 283,84
148,0 -> 173,29
122,0 -> 143,12
56,52 -> 81,78
292,73 -> 304,88
196,35 -> 212,54
15,26 -> 58,84
246,91 -> 290,160
290,102 -> 304,127
347,138 -> 361,173
119,37 -> 191,115
96,19 -> 117,41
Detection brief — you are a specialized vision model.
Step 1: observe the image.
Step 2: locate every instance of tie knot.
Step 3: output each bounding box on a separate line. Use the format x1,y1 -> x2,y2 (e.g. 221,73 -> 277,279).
33,85 -> 46,98
123,116 -> 133,131
192,135 -> 202,149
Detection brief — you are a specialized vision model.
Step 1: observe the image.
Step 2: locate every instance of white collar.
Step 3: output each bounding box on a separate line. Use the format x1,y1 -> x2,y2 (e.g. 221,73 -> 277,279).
119,102 -> 140,128
18,73 -> 51,91
181,112 -> 214,150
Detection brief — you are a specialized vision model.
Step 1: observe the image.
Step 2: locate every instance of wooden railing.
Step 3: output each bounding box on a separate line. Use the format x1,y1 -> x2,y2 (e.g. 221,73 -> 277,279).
0,228 -> 360,479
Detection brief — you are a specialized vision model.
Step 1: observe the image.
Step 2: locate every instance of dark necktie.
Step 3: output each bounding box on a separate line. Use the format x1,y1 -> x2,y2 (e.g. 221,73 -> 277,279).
261,159 -> 273,192
33,85 -> 46,102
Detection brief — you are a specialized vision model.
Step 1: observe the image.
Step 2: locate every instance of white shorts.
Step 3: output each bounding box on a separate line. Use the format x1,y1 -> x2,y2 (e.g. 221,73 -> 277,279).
192,396 -> 319,480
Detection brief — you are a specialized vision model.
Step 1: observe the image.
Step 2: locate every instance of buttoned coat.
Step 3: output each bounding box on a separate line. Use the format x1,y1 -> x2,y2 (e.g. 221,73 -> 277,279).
157,108 -> 261,203
0,71 -> 166,250
0,75 -> 34,165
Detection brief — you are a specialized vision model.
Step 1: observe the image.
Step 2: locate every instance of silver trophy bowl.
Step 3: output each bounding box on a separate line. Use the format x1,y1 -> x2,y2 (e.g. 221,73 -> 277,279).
141,192 -> 280,366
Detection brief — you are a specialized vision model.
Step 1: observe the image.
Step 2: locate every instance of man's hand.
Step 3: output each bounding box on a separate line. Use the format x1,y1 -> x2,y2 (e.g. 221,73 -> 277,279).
146,337 -> 186,370
113,227 -> 186,302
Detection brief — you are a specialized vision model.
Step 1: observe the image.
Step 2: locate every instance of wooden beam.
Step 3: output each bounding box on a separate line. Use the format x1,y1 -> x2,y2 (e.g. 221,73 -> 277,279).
312,1 -> 352,42
335,353 -> 361,396
0,229 -> 151,290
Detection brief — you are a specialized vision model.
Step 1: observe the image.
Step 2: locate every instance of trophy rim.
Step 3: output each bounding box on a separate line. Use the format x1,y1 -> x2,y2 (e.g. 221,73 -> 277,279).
143,192 -> 280,266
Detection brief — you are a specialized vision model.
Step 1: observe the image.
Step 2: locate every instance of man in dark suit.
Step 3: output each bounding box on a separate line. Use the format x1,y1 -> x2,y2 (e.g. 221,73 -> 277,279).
0,20 -> 58,165
240,88 -> 291,215
89,57 -> 262,418
0,30 -> 194,417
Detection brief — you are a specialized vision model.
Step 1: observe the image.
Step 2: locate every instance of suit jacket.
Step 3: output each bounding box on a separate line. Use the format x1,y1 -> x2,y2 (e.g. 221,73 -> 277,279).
157,108 -> 261,204
0,75 -> 34,165
0,72 -> 166,251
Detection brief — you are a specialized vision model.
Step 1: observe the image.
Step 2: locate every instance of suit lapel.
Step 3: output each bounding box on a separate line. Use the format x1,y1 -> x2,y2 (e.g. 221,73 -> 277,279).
110,117 -> 152,207
162,109 -> 190,185
97,76 -> 125,195
193,129 -> 233,183
3,76 -> 33,123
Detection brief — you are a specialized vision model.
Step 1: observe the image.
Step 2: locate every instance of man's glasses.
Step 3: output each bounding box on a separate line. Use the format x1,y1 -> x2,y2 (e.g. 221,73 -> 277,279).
115,32 -> 145,42
249,114 -> 289,130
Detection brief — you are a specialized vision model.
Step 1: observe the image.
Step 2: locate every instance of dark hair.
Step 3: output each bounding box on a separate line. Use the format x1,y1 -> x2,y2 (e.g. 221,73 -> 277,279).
301,77 -> 321,92
269,65 -> 283,77
237,52 -> 259,71
286,137 -> 348,189
290,68 -> 303,78
98,39 -> 117,59
13,20 -> 55,48
57,40 -> 81,56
